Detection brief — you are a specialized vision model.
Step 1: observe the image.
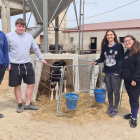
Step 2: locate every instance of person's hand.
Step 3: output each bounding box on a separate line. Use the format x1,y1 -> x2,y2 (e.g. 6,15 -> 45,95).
42,60 -> 47,64
7,65 -> 11,71
114,73 -> 119,76
90,62 -> 97,66
131,80 -> 136,86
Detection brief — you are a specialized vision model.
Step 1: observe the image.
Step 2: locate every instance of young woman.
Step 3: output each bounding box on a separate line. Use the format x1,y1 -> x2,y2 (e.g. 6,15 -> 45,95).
91,29 -> 124,117
122,35 -> 140,128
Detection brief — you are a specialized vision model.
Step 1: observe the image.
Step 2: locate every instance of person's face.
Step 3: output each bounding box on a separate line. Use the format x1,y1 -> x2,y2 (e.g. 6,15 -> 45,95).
106,31 -> 115,42
15,24 -> 26,35
124,37 -> 134,50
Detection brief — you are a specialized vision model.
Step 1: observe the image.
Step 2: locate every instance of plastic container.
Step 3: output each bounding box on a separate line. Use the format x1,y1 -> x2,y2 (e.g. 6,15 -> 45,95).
65,93 -> 79,110
94,89 -> 106,103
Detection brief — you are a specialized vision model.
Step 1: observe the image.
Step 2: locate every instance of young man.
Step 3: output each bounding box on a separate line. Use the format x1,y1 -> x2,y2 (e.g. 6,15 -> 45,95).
0,31 -> 9,118
7,18 -> 46,113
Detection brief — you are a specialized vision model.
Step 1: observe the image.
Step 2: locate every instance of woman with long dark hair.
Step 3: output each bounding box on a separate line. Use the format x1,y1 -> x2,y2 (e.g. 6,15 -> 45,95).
91,29 -> 124,117
122,35 -> 140,128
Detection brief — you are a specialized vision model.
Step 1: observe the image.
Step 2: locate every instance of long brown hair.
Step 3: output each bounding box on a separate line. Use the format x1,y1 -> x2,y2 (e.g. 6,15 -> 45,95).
124,35 -> 140,57
101,29 -> 119,52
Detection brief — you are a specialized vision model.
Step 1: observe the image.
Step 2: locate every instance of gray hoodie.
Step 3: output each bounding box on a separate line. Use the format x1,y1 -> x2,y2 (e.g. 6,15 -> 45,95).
6,31 -> 44,64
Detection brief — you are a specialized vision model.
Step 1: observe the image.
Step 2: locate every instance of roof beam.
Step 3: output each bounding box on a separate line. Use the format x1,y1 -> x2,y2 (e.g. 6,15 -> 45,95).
0,1 -> 30,11
9,1 -> 30,11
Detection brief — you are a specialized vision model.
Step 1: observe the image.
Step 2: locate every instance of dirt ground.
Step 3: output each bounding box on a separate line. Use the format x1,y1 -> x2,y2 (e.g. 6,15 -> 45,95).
0,72 -> 140,140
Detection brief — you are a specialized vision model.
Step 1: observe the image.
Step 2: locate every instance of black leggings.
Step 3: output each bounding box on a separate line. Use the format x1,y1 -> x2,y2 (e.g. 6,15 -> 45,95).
124,80 -> 140,109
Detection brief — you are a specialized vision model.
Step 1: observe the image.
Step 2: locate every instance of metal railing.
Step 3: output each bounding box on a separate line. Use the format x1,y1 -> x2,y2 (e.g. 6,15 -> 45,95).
30,44 -> 102,54
34,60 -> 104,116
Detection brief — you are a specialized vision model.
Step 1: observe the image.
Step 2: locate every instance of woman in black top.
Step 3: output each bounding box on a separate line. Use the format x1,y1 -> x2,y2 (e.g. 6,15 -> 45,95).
92,29 -> 124,117
122,35 -> 140,128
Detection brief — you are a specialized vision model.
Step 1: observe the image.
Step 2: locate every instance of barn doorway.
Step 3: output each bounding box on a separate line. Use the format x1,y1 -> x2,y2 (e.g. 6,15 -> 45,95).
119,37 -> 125,43
90,37 -> 97,53
40,35 -> 44,44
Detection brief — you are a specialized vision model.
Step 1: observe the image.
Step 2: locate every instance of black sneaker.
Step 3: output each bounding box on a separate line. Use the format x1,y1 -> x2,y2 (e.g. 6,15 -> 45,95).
130,118 -> 137,128
0,113 -> 4,118
123,113 -> 132,119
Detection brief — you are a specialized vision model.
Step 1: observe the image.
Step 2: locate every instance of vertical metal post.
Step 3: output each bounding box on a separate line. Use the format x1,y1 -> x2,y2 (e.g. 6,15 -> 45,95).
119,81 -> 124,107
74,66 -> 76,92
56,66 -> 65,116
55,16 -> 59,54
81,0 -> 85,55
73,0 -> 79,26
89,65 -> 94,90
43,0 -> 48,53
23,0 -> 26,21
78,0 -> 82,55
99,63 -> 102,88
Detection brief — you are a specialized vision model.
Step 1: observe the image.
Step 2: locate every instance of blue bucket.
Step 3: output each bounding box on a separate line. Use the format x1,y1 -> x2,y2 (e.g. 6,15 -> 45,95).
65,93 -> 80,110
94,89 -> 106,103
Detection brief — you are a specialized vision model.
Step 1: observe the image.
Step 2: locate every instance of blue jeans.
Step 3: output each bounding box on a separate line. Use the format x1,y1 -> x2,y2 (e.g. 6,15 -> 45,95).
105,73 -> 121,109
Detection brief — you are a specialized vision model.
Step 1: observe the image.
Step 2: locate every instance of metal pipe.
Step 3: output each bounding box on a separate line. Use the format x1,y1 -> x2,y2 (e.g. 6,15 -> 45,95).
49,0 -> 64,24
99,63 -> 102,88
31,48 -> 101,52
49,27 -> 78,30
32,0 -> 43,23
27,26 -> 79,30
29,24 -> 43,39
51,22 -> 55,28
81,0 -> 85,55
27,12 -> 32,28
78,0 -> 82,55
23,0 -> 26,21
73,0 -> 79,26
119,81 -> 125,107
56,67 -> 65,116
55,16 -> 59,54
59,6 -> 69,27
43,0 -> 48,53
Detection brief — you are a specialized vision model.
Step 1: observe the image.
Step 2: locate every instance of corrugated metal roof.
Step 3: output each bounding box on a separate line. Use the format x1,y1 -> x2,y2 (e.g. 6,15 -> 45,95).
63,19 -> 140,33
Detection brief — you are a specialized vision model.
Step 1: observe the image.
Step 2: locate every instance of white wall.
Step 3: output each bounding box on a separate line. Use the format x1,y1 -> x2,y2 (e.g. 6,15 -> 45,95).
63,28 -> 140,53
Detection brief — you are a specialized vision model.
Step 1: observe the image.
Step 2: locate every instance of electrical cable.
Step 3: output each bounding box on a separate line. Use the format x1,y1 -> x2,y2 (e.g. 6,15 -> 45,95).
65,0 -> 139,21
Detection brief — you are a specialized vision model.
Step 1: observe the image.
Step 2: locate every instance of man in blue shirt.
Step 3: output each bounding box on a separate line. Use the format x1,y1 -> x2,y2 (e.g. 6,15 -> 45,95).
0,31 -> 9,118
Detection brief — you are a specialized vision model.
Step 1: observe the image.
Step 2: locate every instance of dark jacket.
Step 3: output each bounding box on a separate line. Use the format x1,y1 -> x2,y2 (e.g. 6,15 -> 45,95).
0,31 -> 9,69
122,50 -> 140,82
95,43 -> 124,75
